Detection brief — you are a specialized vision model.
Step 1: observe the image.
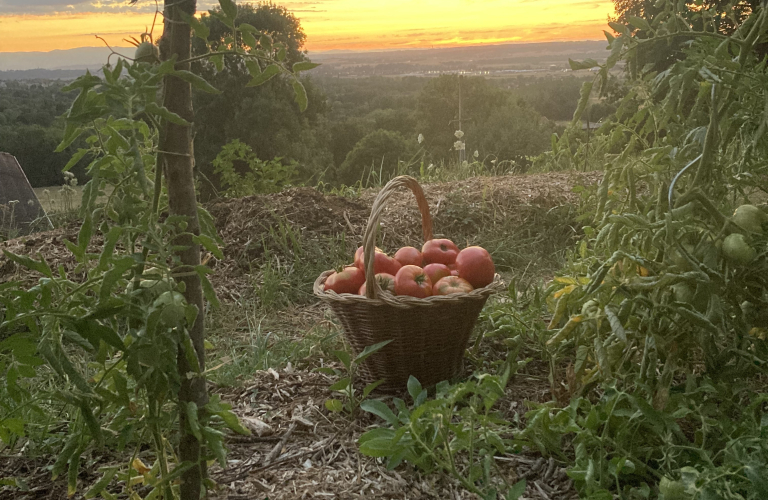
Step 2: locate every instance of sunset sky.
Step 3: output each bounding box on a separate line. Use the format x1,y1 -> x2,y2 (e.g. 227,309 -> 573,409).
0,0 -> 615,53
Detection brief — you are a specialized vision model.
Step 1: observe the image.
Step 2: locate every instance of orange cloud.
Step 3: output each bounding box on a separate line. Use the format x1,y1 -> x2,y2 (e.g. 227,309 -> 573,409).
0,1 -> 615,53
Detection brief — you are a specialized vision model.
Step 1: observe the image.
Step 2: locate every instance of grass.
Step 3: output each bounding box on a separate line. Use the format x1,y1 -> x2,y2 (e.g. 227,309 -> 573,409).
203,183 -> 582,388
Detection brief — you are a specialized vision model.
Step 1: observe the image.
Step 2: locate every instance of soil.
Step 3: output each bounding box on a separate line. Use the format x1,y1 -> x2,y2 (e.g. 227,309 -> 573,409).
0,172 -> 600,500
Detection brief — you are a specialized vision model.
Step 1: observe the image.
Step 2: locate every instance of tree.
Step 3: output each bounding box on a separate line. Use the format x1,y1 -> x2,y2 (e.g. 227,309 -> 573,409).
339,129 -> 416,185
416,75 -> 504,163
191,3 -> 330,195
471,100 -> 555,166
159,0 -> 207,497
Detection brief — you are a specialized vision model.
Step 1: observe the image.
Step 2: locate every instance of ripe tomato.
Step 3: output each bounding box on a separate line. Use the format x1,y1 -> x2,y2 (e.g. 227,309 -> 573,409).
358,273 -> 396,295
422,239 -> 459,265
324,266 -> 365,294
353,245 -> 383,269
394,265 -> 432,298
433,276 -> 474,295
423,263 -> 451,285
354,246 -> 400,275
394,246 -> 423,267
456,246 -> 495,288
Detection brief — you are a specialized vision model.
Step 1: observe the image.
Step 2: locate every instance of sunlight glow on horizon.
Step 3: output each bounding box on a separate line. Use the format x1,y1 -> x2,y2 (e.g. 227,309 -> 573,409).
0,1 -> 615,53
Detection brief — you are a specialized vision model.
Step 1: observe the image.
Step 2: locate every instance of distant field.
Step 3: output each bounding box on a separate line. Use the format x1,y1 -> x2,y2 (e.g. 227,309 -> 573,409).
33,185 -> 90,213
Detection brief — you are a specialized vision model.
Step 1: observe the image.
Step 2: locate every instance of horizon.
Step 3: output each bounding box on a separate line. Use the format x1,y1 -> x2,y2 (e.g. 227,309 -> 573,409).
0,1 -> 616,54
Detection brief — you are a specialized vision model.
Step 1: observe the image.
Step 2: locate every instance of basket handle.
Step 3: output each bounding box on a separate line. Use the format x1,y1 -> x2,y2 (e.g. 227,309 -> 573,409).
363,176 -> 433,299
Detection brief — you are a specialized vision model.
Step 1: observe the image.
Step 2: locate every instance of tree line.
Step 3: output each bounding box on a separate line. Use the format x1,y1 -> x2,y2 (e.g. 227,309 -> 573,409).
1,3 -> 618,191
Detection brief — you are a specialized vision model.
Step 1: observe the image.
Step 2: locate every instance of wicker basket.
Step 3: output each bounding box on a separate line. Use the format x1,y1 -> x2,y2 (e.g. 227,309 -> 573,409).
313,176 -> 502,392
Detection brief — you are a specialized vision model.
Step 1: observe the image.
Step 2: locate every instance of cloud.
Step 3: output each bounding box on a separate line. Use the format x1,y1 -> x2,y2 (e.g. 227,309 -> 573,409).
0,0 -> 158,14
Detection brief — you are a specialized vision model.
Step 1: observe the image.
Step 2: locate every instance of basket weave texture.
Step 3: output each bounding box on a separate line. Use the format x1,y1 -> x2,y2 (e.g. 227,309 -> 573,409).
313,176 -> 501,392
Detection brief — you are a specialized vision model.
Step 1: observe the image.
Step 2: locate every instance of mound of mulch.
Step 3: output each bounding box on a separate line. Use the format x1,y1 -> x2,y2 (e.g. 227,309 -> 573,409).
207,365 -> 577,500
0,172 -> 601,300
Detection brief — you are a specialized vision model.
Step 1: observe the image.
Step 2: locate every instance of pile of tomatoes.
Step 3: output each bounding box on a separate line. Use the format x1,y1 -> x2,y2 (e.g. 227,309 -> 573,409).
323,239 -> 495,298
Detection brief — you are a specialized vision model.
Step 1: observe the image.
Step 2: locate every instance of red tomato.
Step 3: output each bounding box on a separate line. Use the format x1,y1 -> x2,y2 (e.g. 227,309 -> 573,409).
450,269 -> 460,276
433,276 -> 474,295
353,245 -> 383,269
324,266 -> 365,294
354,246 -> 400,275
358,273 -> 396,295
394,246 -> 423,267
456,246 -> 495,289
422,239 -> 459,265
394,265 -> 432,298
423,263 -> 451,285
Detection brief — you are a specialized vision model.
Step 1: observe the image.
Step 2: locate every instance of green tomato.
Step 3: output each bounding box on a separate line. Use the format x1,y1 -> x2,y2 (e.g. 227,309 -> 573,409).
732,204 -> 766,234
659,477 -> 690,500
722,233 -> 756,265
135,41 -> 159,63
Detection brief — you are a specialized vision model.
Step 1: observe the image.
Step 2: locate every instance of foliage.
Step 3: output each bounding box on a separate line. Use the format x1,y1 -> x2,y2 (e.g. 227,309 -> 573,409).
359,367 -> 527,500
338,129 -> 418,186
0,81 -> 87,187
212,138 -> 297,196
0,58 -> 243,499
191,2 -> 330,196
0,0 -> 315,496
514,0 -> 768,497
318,340 -> 391,415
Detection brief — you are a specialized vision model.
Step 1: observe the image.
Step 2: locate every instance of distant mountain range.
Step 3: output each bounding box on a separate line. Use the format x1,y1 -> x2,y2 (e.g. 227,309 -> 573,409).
0,46 -> 135,72
0,40 -> 608,79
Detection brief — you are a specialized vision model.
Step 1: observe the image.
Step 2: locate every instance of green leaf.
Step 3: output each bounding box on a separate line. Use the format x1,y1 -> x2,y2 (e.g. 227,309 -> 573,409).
571,80 -> 594,126
56,123 -> 83,152
218,0 -> 237,23
239,23 -> 258,33
246,64 -> 280,87
293,61 -> 320,73
325,399 -> 343,412
195,265 -> 220,308
359,437 -> 396,457
407,376 -> 422,402
216,408 -> 251,435
168,69 -> 221,94
628,16 -> 652,32
332,350 -> 351,370
145,102 -> 189,126
84,466 -> 119,499
52,434 -> 80,480
745,464 -> 768,497
63,148 -> 89,173
242,31 -> 257,49
79,400 -> 104,445
2,250 -> 53,278
353,339 -> 392,364
608,21 -> 627,34
67,448 -> 82,498
360,399 -> 398,425
259,34 -> 272,51
195,234 -> 224,260
186,402 -> 202,441
568,58 -> 599,71
604,306 -> 627,343
362,380 -> 385,399
329,377 -> 351,392
292,80 -> 308,112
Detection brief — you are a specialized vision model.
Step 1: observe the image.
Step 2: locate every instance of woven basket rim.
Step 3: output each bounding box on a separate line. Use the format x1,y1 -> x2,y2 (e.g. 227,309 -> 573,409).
314,270 -> 503,308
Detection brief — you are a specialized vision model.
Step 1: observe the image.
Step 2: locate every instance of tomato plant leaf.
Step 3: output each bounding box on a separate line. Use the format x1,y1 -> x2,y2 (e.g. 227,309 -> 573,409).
246,64 -> 280,87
